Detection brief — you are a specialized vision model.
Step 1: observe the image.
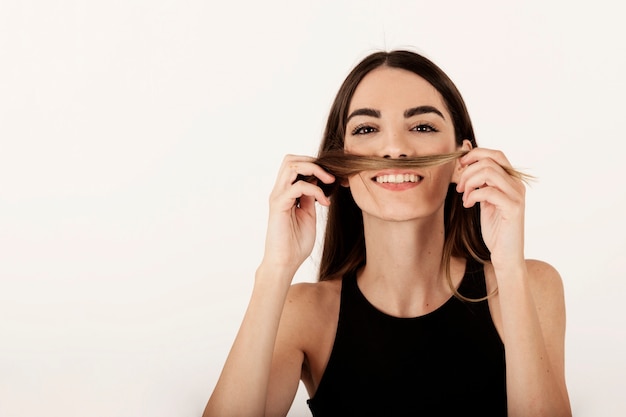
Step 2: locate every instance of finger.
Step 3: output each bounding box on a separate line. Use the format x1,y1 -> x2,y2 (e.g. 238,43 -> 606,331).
276,155 -> 336,189
271,180 -> 331,211
296,193 -> 317,214
275,155 -> 314,187
459,148 -> 512,170
457,159 -> 519,195
461,177 -> 524,210
291,181 -> 331,207
463,186 -> 524,215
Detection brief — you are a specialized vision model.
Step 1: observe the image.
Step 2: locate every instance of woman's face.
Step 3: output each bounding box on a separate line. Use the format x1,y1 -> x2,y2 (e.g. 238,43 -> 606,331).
344,66 -> 467,223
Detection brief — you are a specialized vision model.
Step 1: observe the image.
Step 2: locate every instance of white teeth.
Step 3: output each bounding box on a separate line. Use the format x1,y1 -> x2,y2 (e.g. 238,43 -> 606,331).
375,174 -> 421,183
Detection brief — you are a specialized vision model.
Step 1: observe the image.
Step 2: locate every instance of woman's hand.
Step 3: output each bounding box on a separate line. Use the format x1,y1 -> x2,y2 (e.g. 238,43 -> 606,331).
456,148 -> 526,270
261,154 -> 335,278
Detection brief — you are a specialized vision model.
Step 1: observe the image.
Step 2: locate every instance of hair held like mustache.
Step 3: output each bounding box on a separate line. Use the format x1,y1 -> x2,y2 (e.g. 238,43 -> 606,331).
298,150 -> 531,196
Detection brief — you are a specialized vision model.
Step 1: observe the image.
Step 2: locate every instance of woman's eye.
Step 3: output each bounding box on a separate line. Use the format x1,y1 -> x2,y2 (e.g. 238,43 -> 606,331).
411,124 -> 438,133
352,125 -> 377,135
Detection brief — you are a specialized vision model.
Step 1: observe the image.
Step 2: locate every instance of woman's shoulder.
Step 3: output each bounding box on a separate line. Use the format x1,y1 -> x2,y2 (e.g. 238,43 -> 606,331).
282,279 -> 342,345
522,259 -> 566,310
285,279 -> 342,318
484,259 -> 566,345
484,258 -> 564,296
280,280 -> 342,378
524,259 -> 565,295
273,279 -> 342,352
524,258 -> 561,277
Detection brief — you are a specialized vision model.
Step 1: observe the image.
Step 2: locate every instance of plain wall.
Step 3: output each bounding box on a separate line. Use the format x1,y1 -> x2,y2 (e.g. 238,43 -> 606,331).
1,0 -> 624,416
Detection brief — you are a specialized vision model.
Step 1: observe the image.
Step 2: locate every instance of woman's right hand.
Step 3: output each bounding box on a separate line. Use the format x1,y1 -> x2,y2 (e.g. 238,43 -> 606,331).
261,155 -> 335,278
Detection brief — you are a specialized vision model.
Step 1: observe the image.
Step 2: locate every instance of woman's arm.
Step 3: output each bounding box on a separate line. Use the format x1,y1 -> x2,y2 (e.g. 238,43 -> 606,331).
202,155 -> 334,417
491,259 -> 571,417
204,266 -> 294,417
458,148 -> 571,417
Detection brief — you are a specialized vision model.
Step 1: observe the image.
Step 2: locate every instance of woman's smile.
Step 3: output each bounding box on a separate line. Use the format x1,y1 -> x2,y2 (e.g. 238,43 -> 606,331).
371,169 -> 424,190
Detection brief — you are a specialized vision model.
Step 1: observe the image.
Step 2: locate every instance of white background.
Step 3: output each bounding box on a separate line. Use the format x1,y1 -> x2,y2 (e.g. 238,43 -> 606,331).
1,1 -> 624,416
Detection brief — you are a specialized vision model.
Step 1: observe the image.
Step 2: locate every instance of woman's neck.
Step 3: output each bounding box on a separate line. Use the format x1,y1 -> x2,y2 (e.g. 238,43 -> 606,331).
357,212 -> 463,317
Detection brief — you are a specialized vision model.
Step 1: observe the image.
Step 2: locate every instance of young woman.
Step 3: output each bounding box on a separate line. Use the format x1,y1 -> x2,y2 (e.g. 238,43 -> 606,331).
203,50 -> 571,417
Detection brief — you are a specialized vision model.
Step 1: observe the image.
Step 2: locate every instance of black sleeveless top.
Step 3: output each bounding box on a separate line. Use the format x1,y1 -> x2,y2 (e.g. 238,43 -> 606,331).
307,260 -> 507,416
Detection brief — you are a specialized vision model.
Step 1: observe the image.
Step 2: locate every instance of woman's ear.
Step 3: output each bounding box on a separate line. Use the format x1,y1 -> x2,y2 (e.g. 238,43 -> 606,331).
451,140 -> 473,184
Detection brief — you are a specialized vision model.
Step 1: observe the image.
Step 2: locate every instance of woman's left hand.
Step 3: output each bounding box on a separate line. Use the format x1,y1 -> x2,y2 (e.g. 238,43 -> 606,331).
456,148 -> 526,270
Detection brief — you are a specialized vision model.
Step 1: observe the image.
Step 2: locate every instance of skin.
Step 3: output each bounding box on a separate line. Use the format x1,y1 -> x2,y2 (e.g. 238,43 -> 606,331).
203,67 -> 571,417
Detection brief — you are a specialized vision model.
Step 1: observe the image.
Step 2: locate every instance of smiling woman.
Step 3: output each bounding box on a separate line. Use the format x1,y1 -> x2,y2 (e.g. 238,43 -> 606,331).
202,50 -> 572,417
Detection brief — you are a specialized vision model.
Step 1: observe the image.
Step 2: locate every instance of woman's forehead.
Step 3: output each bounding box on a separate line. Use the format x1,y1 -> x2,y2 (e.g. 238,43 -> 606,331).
348,67 -> 448,115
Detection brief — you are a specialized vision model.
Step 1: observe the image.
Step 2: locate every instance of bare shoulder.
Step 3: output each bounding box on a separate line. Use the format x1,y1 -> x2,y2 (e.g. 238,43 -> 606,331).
525,258 -> 562,280
267,280 -> 342,414
274,279 -> 341,352
272,279 -> 341,368
485,259 -> 564,301
280,279 -> 342,336
281,279 -> 342,392
485,259 -> 567,342
524,259 -> 565,303
284,279 -> 342,322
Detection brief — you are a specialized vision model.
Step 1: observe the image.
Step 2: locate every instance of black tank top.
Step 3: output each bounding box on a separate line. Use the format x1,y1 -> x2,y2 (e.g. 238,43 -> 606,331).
307,260 -> 507,416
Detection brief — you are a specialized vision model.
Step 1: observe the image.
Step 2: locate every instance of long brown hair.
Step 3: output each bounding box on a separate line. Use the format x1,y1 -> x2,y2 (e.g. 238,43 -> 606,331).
316,50 -> 491,301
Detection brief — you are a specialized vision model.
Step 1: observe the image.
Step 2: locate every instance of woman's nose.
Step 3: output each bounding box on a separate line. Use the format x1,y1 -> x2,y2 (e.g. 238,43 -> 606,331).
384,152 -> 407,158
382,130 -> 411,159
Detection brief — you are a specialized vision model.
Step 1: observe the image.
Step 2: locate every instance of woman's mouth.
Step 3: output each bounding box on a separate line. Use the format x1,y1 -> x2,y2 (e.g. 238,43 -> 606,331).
373,173 -> 423,184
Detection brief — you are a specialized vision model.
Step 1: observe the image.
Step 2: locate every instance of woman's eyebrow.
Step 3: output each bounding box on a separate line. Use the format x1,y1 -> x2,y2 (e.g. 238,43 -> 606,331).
347,106 -> 445,123
346,108 -> 381,122
404,105 -> 445,120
